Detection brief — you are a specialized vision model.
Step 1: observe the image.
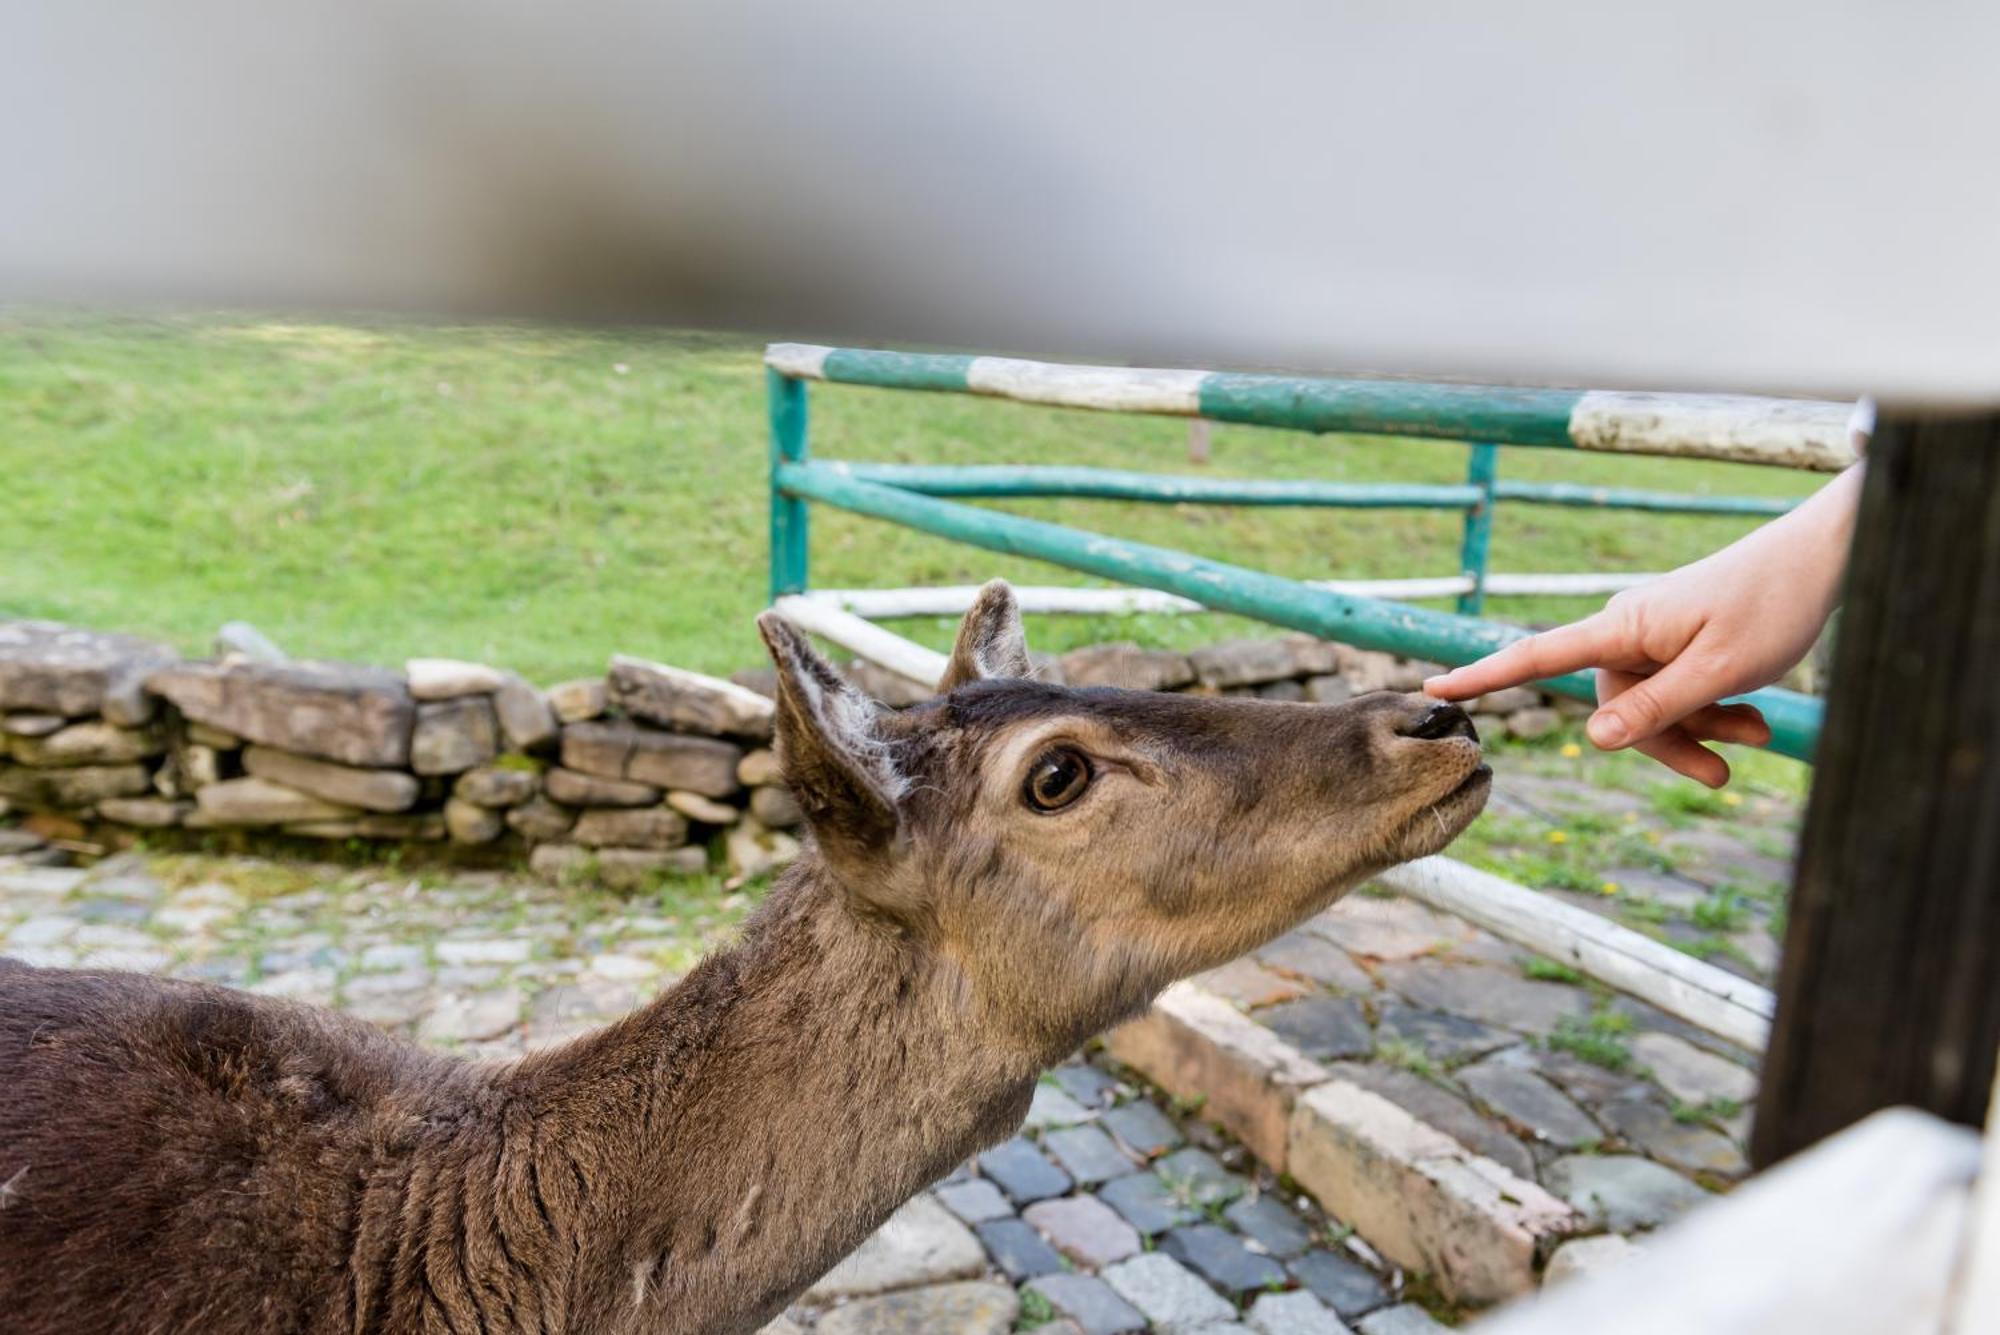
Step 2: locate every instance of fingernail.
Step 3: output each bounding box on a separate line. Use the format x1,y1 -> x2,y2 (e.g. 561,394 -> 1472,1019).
1422,675 -> 1451,695
1589,714 -> 1630,748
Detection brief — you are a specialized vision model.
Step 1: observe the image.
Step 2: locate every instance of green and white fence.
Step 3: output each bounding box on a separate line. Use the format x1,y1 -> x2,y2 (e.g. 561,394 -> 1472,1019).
764,343 -> 1857,1051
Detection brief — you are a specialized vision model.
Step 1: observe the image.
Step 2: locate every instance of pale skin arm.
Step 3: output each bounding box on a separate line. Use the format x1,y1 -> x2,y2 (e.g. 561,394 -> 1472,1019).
1424,463 -> 1865,788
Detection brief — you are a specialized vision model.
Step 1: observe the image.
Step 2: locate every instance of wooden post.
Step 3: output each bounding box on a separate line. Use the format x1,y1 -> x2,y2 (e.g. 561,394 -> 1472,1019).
1752,412 -> 2000,1167
1187,417 -> 1212,465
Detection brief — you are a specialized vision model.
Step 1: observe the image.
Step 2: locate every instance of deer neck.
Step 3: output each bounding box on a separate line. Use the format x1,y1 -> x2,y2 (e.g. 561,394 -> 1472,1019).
523,861 -> 1037,1331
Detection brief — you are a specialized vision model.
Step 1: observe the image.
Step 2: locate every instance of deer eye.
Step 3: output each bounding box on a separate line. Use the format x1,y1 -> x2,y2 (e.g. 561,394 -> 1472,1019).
1023,747 -> 1093,812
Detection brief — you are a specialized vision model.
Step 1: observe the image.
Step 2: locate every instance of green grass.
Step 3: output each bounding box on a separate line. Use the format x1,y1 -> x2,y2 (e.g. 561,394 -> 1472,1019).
1548,1006 -> 1635,1071
1521,956 -> 1586,985
0,311 -> 1821,683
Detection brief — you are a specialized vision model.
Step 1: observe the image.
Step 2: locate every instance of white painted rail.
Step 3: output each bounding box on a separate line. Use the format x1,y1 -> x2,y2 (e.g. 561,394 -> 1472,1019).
769,595 -> 947,691
1379,855 -> 1774,1052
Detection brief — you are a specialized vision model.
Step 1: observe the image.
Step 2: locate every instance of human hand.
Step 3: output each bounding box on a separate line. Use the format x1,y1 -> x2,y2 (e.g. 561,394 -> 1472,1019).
1424,465 -> 1863,786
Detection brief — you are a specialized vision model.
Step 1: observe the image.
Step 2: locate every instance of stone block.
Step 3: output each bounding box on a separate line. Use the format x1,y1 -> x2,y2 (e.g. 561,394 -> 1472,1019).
1456,1053 -> 1601,1147
571,806 -> 689,850
608,654 -> 776,740
1097,1172 -> 1198,1237
1473,686 -> 1541,714
1355,1305 -> 1449,1335
1106,981 -> 1328,1170
2,712 -> 65,737
666,790 -> 740,825
1027,1273 -> 1147,1334
8,721 -> 164,767
1196,956 -> 1311,1009
726,817 -> 801,880
186,723 -> 241,749
0,763 -> 152,808
736,747 -> 781,786
505,796 -> 577,841
1258,996 -> 1374,1062
1101,1253 -> 1236,1330
1322,1061 -> 1536,1182
1628,1031 -> 1757,1107
1058,642 -> 1197,692
806,1194 -> 985,1301
546,678 -> 607,723
1023,1194 -> 1142,1268
405,658 -> 506,700
187,777 -> 359,828
1190,638 -> 1304,689
815,1281 -> 1016,1335
453,765 -> 540,809
561,721 -> 743,798
1286,1080 -> 1576,1303
96,796 -> 193,828
978,1137 -> 1072,1204
1223,1194 -> 1311,1262
444,798 -> 505,844
493,675 -> 560,751
1544,1234 -> 1639,1286
242,745 -> 420,813
973,1218 -> 1064,1280
411,697 -> 501,775
1505,707 -> 1563,741
0,621 -> 176,719
529,843 -> 706,888
1302,675 -> 1354,705
934,1179 -> 1013,1225
749,785 -> 802,829
544,766 -> 659,807
1248,1290 -> 1352,1335
1159,1223 -> 1286,1296
148,659 -> 414,767
1042,1124 -> 1141,1186
1099,1100 -> 1184,1160
1595,1099 -> 1746,1176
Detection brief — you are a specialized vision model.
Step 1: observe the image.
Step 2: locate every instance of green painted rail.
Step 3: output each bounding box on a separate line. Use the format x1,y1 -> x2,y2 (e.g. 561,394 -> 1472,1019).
820,463 -> 1796,518
774,459 -> 1824,760
820,463 -> 1482,509
765,345 -> 1836,761
767,342 -> 1858,472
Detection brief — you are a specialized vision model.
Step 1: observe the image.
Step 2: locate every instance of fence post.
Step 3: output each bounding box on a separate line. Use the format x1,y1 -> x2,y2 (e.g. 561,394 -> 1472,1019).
1187,418 -> 1212,466
1751,412 -> 2000,1166
1456,443 -> 1498,614
768,369 -> 810,600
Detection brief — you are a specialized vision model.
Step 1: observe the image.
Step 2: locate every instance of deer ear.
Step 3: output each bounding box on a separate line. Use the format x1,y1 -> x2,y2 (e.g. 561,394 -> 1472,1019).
938,579 -> 1032,692
756,612 -> 904,882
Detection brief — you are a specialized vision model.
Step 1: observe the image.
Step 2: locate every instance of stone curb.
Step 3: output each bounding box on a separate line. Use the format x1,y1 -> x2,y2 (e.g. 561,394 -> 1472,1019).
1107,979 -> 1577,1304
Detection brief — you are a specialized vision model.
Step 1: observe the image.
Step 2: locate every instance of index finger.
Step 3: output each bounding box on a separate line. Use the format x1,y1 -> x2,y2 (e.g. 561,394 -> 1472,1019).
1422,613 -> 1622,701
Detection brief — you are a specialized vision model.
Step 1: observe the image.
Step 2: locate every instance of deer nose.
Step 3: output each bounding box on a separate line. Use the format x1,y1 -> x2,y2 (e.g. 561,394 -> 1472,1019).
1403,700 -> 1477,743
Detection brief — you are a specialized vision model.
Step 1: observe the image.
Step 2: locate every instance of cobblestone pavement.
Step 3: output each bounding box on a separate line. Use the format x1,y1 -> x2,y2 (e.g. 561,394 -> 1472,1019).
0,734 -> 1802,1330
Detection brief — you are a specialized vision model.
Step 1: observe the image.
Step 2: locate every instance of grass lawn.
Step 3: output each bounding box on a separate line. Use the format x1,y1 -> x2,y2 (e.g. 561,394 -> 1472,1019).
0,311 -> 1822,684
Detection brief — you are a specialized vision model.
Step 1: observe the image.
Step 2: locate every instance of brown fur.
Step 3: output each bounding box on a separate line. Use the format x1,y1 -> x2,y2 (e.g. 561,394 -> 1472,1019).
0,582 -> 1488,1333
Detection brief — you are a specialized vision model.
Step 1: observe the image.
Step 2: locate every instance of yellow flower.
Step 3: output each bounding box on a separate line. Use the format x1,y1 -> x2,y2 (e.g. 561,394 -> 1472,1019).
1600,880 -> 1620,896
1722,792 -> 1743,807
1560,743 -> 1582,759
1646,831 -> 1662,845
1546,830 -> 1568,845
1623,811 -> 1639,823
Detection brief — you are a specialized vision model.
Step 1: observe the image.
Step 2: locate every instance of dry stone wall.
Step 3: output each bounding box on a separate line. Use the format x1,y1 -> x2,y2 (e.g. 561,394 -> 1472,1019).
1,620 -> 1582,883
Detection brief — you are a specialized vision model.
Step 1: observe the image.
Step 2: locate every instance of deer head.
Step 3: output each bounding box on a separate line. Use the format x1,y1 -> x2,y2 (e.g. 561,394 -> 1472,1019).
757,580 -> 1487,1064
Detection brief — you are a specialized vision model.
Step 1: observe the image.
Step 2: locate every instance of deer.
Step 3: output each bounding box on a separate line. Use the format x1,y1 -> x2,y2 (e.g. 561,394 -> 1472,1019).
0,581 -> 1489,1335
